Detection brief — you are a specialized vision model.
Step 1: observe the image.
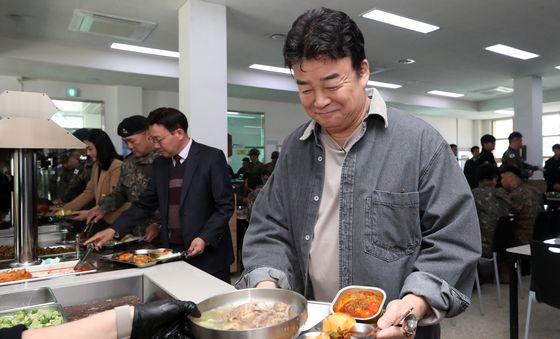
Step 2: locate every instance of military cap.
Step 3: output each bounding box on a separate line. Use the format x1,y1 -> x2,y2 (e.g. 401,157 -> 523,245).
118,115 -> 148,137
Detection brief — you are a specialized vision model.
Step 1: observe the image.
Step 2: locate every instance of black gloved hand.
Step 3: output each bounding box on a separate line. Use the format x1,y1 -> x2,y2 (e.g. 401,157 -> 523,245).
131,299 -> 200,339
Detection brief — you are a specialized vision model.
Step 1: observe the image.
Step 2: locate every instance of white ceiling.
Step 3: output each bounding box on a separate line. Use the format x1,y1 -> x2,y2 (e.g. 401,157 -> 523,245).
1,0 -> 560,119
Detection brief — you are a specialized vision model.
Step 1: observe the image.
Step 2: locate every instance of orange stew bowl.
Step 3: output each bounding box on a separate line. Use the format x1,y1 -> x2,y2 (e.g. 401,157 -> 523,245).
330,286 -> 386,321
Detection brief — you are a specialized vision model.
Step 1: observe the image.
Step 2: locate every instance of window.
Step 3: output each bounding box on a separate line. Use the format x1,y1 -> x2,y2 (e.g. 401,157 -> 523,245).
227,111 -> 265,175
51,99 -> 104,131
491,113 -> 560,165
492,118 -> 513,165
542,113 -> 560,160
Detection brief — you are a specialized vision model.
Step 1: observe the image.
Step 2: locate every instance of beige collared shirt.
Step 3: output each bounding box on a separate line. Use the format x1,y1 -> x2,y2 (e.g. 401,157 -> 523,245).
307,88 -> 388,302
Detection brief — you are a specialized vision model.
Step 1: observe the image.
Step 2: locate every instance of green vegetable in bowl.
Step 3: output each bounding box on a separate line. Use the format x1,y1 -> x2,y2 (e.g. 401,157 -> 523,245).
0,308 -> 63,329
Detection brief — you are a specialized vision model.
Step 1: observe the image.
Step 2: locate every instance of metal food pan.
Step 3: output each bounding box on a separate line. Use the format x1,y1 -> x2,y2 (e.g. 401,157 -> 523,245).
0,303 -> 67,326
0,287 -> 58,313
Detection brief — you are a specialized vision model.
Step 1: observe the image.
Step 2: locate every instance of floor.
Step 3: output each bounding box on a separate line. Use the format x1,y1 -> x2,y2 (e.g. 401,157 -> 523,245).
231,274 -> 560,338
441,276 -> 560,338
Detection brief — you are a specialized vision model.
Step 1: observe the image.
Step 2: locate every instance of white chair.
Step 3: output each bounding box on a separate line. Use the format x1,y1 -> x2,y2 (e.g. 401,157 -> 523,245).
474,252 -> 502,315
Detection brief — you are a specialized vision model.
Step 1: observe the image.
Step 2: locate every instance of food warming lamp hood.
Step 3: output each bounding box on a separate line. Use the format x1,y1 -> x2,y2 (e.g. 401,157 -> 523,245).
0,90 -> 85,266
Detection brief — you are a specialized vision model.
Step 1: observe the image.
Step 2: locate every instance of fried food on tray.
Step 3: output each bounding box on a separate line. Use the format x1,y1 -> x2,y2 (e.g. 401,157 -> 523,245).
132,254 -> 151,265
0,268 -> 33,283
116,252 -> 133,261
322,312 -> 356,335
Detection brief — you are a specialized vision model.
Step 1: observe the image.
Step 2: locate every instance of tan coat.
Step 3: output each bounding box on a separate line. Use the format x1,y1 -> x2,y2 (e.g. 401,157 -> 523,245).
63,159 -> 127,224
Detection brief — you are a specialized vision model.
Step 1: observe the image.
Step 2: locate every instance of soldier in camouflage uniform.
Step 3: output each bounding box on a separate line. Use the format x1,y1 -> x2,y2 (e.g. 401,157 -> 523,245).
501,131 -> 541,179
87,116 -> 160,240
471,164 -> 510,258
500,166 -> 544,245
57,129 -> 94,208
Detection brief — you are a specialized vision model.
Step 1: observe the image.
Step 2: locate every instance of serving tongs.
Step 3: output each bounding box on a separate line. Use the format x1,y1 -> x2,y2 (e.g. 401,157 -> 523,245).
74,243 -> 95,271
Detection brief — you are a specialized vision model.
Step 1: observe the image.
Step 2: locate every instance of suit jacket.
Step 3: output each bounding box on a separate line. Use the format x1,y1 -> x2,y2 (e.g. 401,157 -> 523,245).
63,159 -> 126,224
112,141 -> 234,274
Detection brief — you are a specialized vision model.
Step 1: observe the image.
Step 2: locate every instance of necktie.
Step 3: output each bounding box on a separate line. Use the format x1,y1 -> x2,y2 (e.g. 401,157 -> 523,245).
173,155 -> 181,167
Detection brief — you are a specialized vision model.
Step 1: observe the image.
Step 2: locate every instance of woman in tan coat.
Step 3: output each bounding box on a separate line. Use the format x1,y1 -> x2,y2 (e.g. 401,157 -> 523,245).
62,129 -> 126,224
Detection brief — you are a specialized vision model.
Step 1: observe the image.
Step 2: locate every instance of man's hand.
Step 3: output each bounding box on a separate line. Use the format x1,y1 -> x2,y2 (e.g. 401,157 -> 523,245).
143,223 -> 160,242
256,281 -> 277,288
87,208 -> 105,224
69,210 -> 88,221
84,228 -> 116,249
186,237 -> 206,257
376,294 -> 429,339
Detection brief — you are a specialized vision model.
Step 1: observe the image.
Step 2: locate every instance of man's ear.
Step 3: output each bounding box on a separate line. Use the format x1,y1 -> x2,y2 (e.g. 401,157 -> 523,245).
359,59 -> 370,87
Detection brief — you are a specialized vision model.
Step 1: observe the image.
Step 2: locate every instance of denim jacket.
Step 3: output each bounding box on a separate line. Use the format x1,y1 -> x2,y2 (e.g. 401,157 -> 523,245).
237,90 -> 481,337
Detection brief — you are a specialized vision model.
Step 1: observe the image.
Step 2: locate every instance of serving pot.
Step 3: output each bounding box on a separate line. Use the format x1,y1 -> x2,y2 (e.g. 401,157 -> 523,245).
189,288 -> 308,339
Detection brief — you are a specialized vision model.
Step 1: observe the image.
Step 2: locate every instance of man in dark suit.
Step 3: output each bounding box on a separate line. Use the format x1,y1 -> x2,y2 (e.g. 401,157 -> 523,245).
86,107 -> 234,282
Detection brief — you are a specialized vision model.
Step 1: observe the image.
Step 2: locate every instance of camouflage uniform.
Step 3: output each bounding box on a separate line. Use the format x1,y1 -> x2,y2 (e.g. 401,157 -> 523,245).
472,184 -> 511,257
62,158 -> 94,208
505,183 -> 544,245
501,147 -> 539,179
98,150 -> 160,236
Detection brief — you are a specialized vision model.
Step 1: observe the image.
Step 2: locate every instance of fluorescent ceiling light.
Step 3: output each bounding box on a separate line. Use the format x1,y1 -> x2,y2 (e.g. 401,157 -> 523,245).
249,64 -> 292,75
110,42 -> 179,58
555,65 -> 560,70
485,44 -> 539,60
427,90 -> 464,98
494,86 -> 514,93
494,110 -> 514,115
367,80 -> 402,89
362,9 -> 439,33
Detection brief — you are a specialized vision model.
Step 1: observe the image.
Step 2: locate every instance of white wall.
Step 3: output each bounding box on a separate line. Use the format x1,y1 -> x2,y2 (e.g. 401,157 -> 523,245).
1,75 -> 482,160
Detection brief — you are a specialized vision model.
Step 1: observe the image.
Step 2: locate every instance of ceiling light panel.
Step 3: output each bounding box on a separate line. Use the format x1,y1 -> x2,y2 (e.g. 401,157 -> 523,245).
428,90 -> 464,98
110,43 -> 179,58
361,9 -> 439,33
555,65 -> 560,70
249,64 -> 292,75
485,44 -> 539,60
367,80 -> 402,89
494,110 -> 514,115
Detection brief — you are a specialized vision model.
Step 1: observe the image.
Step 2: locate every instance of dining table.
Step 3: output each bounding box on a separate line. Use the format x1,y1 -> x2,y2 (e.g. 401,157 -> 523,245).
506,238 -> 560,339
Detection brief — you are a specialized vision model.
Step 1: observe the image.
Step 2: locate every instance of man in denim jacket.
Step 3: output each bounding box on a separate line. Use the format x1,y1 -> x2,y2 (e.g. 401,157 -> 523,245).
237,8 -> 480,339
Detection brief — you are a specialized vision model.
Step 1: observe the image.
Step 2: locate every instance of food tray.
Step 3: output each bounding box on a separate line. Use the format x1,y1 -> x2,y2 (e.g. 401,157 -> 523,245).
102,235 -> 142,248
101,248 -> 182,268
0,260 -> 97,287
0,287 -> 58,313
38,246 -> 76,258
0,303 -> 66,329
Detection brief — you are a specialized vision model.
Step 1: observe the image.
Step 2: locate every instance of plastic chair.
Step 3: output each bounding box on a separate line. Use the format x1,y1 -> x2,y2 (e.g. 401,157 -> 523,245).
523,240 -> 560,339
474,251 -> 502,315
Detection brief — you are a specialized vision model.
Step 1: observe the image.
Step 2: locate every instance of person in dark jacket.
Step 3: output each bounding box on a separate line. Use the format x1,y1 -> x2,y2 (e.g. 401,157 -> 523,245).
463,146 -> 480,188
544,144 -> 560,192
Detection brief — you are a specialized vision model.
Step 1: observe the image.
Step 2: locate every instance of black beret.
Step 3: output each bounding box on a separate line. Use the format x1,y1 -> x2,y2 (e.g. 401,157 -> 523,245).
118,115 -> 148,137
500,165 -> 523,179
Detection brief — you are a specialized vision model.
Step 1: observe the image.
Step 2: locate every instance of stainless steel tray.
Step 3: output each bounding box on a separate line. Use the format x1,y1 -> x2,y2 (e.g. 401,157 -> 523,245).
0,303 -> 67,328
101,248 -> 182,268
0,287 -> 58,313
0,260 -> 97,287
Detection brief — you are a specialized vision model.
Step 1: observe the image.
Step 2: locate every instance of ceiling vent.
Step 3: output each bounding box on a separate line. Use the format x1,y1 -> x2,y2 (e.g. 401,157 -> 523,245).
470,86 -> 514,96
69,9 -> 157,41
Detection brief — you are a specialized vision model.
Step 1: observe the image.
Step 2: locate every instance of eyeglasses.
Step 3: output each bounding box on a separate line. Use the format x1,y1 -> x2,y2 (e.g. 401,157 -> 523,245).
148,133 -> 172,145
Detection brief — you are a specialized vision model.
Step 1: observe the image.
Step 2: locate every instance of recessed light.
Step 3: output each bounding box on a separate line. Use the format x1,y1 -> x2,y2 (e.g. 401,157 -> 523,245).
249,64 -> 292,75
494,86 -> 514,93
396,58 -> 415,65
494,110 -> 514,115
269,33 -> 286,41
485,44 -> 539,60
361,9 -> 439,34
110,43 -> 179,58
427,90 -> 464,98
367,80 -> 402,89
